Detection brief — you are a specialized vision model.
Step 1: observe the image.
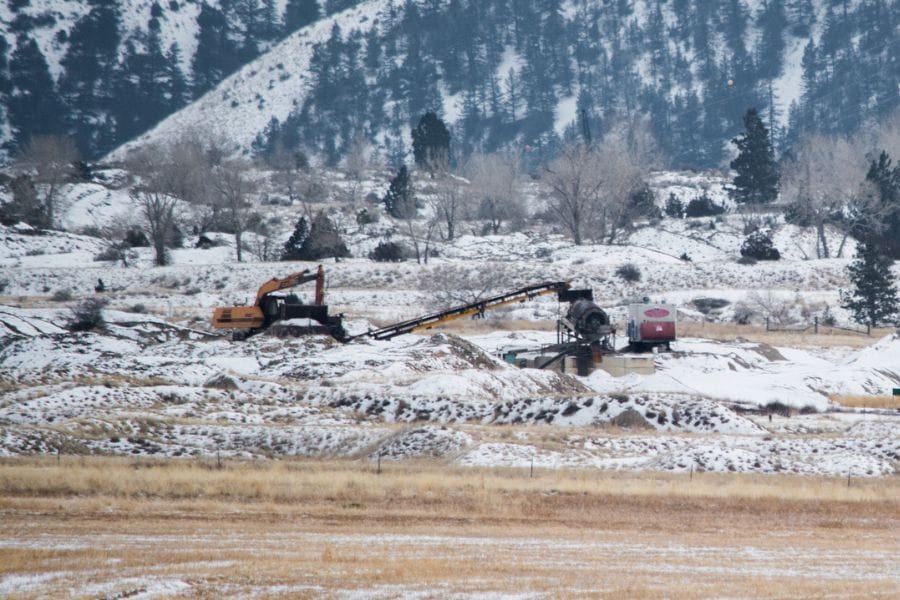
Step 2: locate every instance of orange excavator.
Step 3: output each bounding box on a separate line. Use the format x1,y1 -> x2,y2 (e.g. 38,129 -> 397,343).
211,266 -> 345,340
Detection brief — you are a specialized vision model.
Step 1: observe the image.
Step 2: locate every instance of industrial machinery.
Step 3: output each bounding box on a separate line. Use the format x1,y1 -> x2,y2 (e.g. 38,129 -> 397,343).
211,266 -> 346,340
351,281 -> 573,341
625,303 -> 677,351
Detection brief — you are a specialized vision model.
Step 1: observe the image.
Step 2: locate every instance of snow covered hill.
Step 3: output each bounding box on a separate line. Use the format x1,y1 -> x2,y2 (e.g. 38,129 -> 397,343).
107,0 -> 390,161
98,0 -> 899,166
1,305 -> 897,476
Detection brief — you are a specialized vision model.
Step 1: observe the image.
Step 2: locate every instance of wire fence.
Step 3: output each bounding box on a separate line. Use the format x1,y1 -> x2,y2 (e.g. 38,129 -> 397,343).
764,317 -> 872,336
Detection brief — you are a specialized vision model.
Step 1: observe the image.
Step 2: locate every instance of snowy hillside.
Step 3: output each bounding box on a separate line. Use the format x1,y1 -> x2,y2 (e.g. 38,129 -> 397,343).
101,0 -> 899,166
108,0 -> 390,161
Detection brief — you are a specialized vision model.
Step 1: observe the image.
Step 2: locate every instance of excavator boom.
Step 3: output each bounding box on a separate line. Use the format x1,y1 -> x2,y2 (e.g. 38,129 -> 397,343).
254,267 -> 321,304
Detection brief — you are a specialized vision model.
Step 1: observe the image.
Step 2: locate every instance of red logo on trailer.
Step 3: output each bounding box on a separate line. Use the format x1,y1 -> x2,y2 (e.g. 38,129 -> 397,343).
643,308 -> 670,318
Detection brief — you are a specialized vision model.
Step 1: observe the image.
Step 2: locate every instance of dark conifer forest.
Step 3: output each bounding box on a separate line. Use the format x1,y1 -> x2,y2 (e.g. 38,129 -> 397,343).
0,0 -> 897,165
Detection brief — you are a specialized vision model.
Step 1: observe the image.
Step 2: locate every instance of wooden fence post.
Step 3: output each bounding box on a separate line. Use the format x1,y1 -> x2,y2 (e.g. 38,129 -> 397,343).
814,316 -> 818,334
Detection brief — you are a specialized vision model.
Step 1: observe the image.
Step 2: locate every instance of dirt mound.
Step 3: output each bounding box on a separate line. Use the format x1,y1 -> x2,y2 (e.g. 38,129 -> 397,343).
610,409 -> 654,429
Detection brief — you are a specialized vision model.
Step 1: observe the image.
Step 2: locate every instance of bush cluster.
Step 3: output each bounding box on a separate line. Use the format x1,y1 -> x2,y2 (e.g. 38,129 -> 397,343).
615,263 -> 642,283
369,241 -> 409,262
740,230 -> 781,261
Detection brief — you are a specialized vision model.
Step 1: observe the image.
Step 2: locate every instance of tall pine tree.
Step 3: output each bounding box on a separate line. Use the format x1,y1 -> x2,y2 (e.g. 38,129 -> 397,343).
383,166 -> 416,218
730,108 -> 779,204
281,216 -> 310,261
863,151 -> 900,259
840,239 -> 899,328
7,37 -> 66,147
411,112 -> 450,173
57,0 -> 121,157
283,0 -> 320,34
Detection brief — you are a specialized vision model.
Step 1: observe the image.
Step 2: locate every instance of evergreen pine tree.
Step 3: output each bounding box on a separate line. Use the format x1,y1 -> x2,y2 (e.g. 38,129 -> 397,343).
165,44 -> 190,112
757,0 -> 788,80
730,108 -> 779,204
296,211 -> 349,260
111,39 -> 145,142
840,240 -> 899,328
863,151 -> 900,259
411,112 -> 450,173
383,166 -> 415,219
7,37 -> 66,147
0,36 -> 10,97
281,216 -> 309,260
141,13 -> 170,127
57,0 -> 121,157
192,2 -> 239,97
283,0 -> 320,34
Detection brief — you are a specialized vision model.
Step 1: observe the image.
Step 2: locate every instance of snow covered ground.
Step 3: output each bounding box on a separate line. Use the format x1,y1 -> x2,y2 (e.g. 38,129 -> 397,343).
1,302 -> 897,476
1,170 -> 898,478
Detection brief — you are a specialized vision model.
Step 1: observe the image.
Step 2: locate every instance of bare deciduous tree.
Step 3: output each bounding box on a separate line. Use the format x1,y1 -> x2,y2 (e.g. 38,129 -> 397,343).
543,144 -> 604,245
543,118 -> 660,246
127,144 -> 182,266
466,151 -> 526,235
424,263 -> 514,310
403,216 -> 437,265
13,135 -> 79,229
781,133 -> 867,258
430,173 -> 469,241
590,138 -> 646,244
745,290 -> 794,326
342,130 -> 371,204
213,159 -> 258,263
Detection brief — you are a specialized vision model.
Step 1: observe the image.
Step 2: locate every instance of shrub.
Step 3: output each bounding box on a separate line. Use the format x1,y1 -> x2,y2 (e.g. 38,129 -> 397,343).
69,298 -> 108,332
740,230 -> 780,261
733,303 -> 754,324
51,289 -> 73,302
615,263 -> 641,283
679,252 -> 692,262
685,193 -> 726,217
664,194 -> 684,219
0,279 -> 8,294
369,241 -> 409,262
819,305 -> 836,326
129,304 -> 147,314
629,186 -> 662,220
94,245 -> 127,262
78,225 -> 103,238
692,297 -> 730,315
356,208 -> 377,227
124,227 -> 149,247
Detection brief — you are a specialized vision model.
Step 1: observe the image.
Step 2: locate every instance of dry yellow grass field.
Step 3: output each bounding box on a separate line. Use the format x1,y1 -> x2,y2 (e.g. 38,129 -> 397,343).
375,316 -> 894,349
1,458 -> 898,599
833,394 -> 900,410
675,321 -> 894,348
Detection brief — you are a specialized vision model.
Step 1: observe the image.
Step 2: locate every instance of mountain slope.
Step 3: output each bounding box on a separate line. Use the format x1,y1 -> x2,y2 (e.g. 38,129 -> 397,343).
107,0 -> 388,161
106,0 -> 900,167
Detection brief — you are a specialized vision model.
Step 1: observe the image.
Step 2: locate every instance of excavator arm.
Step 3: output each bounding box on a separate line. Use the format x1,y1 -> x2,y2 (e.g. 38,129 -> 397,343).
254,267 -> 321,304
